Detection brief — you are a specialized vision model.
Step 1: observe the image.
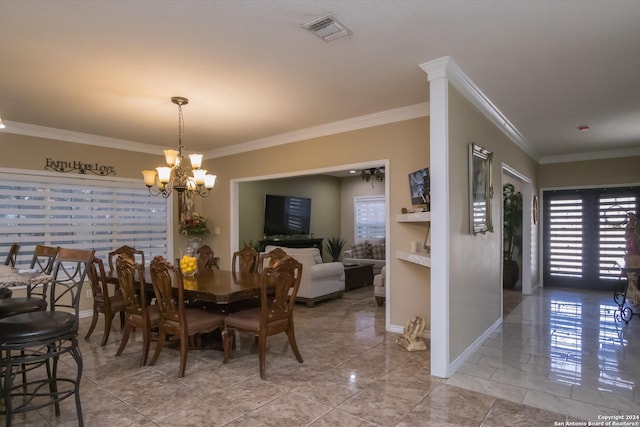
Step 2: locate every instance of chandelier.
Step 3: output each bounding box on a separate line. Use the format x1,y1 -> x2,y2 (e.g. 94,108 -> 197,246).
142,97 -> 216,198
361,167 -> 384,183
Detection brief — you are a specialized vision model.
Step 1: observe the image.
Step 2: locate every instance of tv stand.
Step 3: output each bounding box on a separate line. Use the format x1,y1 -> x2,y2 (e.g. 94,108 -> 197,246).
258,237 -> 324,258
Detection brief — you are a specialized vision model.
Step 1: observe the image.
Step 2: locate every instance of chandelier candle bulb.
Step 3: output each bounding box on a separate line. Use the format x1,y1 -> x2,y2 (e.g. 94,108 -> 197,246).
156,167 -> 172,184
163,150 -> 179,167
189,154 -> 203,169
193,169 -> 207,185
142,170 -> 156,187
205,174 -> 216,189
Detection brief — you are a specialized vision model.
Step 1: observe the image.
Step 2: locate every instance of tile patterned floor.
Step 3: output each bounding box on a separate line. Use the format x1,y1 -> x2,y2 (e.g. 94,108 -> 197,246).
3,285 -> 638,426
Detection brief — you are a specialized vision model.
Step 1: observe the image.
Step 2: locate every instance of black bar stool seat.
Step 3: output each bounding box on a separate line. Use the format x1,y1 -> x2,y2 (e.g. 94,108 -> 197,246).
0,311 -> 76,343
0,297 -> 46,319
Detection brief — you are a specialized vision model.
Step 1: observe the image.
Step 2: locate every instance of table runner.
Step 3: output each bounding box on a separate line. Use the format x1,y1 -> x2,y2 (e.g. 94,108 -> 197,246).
0,265 -> 52,288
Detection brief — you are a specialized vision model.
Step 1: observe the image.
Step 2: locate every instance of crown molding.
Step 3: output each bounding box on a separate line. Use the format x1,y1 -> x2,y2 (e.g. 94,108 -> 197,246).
0,103 -> 429,159
0,121 -> 162,155
204,102 -> 429,159
539,145 -> 640,164
420,56 -> 539,162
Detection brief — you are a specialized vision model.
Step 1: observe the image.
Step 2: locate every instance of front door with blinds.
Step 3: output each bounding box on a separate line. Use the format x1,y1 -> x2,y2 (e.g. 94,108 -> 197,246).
543,187 -> 639,291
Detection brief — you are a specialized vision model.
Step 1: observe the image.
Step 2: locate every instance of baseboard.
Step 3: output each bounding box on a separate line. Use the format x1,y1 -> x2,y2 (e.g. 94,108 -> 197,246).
449,317 -> 502,374
79,309 -> 93,319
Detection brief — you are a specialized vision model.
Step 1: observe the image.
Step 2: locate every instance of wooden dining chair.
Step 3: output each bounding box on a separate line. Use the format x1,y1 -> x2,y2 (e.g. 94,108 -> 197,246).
108,245 -> 145,279
4,242 -> 20,267
0,247 -> 95,426
256,246 -> 288,273
196,244 -> 215,271
232,246 -> 258,273
0,245 -> 59,318
148,256 -> 227,377
222,255 -> 304,379
115,255 -> 160,366
85,257 -> 126,346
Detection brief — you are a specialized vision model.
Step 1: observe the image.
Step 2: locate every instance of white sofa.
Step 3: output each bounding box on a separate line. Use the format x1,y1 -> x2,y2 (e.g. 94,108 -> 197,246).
263,245 -> 345,307
342,239 -> 386,275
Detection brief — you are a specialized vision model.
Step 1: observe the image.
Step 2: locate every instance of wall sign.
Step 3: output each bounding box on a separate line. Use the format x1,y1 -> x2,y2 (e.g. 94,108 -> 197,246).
45,158 -> 115,176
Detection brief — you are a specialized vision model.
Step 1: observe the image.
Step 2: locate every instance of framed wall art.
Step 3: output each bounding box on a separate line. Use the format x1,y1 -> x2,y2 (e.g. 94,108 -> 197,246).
468,143 -> 494,235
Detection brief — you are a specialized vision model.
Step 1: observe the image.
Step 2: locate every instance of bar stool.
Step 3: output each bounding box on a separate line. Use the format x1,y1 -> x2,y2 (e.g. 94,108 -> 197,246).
0,247 -> 95,427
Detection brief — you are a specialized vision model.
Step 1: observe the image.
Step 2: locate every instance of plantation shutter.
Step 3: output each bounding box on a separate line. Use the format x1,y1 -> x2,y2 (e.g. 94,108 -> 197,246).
547,196 -> 584,278
0,170 -> 169,269
354,195 -> 385,241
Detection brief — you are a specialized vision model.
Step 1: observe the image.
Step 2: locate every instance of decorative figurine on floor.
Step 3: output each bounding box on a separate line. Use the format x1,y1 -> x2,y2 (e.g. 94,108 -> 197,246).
396,315 -> 427,351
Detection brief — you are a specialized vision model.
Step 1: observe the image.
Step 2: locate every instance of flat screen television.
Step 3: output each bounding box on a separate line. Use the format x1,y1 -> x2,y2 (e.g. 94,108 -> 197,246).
263,194 -> 312,237
408,167 -> 430,206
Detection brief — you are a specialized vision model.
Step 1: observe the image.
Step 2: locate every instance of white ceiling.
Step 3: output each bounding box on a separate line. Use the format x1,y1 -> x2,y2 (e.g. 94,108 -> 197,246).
1,1 -> 639,163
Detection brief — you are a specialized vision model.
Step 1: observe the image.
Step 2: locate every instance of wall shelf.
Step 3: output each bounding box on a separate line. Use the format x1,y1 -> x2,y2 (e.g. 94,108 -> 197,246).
395,210 -> 430,267
395,211 -> 430,222
396,250 -> 431,268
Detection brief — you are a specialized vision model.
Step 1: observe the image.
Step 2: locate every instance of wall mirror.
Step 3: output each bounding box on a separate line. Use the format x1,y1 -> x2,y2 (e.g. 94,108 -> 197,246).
469,143 -> 493,235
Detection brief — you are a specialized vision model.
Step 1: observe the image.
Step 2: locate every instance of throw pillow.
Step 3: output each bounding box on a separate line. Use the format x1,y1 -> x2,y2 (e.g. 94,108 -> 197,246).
371,243 -> 385,260
351,243 -> 368,258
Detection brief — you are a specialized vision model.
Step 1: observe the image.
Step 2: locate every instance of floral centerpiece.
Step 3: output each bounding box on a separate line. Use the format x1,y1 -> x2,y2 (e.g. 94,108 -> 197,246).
179,213 -> 209,237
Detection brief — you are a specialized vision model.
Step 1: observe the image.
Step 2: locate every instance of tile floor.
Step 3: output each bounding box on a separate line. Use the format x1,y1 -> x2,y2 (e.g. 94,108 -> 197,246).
2,285 -> 639,426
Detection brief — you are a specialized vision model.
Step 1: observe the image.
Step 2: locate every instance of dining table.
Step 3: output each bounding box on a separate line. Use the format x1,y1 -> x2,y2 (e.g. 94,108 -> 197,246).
109,266 -> 263,310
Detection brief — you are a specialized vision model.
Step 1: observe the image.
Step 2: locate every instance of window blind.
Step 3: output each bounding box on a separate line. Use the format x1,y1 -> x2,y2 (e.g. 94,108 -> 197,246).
0,170 -> 169,269
354,195 -> 385,242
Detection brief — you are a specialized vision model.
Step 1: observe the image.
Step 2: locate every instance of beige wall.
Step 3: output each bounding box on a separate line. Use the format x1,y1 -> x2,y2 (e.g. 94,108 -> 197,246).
201,117 -> 430,328
539,156 -> 640,188
238,175 -> 342,259
447,86 -> 538,361
0,133 -> 162,178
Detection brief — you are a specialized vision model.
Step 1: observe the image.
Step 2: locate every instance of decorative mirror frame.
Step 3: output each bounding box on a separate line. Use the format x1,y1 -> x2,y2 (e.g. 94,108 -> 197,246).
469,143 -> 494,235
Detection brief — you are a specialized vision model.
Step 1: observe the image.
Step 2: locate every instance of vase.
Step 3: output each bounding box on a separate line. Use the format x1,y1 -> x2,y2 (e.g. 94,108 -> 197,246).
187,236 -> 202,251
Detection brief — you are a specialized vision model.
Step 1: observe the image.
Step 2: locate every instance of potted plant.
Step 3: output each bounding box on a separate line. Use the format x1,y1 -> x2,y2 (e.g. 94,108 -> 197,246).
503,183 -> 523,289
325,236 -> 346,262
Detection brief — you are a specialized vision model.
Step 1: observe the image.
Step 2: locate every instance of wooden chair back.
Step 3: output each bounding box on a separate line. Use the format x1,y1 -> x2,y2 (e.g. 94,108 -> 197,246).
260,256 -> 303,330
116,255 -> 150,320
150,256 -> 183,324
196,244 -> 215,271
86,256 -> 126,345
108,245 -> 145,278
257,247 -> 288,273
115,255 -> 158,366
4,243 -> 20,267
30,244 -> 59,274
232,246 -> 258,273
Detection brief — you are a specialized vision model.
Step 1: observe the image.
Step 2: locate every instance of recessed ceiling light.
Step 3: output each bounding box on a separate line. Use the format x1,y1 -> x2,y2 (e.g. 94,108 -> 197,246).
577,125 -> 590,132
349,170 -> 358,174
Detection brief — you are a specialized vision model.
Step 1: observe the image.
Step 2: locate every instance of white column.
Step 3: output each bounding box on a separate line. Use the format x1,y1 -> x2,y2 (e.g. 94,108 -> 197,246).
420,57 -> 451,378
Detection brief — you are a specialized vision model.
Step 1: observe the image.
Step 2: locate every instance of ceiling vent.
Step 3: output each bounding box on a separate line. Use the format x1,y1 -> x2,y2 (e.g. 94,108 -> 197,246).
302,15 -> 351,42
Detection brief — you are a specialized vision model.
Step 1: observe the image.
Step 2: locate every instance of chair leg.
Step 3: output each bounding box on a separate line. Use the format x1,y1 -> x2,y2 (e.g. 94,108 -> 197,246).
101,313 -> 114,347
85,307 -> 99,339
221,328 -> 231,363
286,327 -> 303,363
258,334 -> 267,379
149,327 -> 165,366
70,335 -> 84,427
142,324 -> 155,366
115,323 -> 132,357
119,311 -> 125,328
179,333 -> 188,378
